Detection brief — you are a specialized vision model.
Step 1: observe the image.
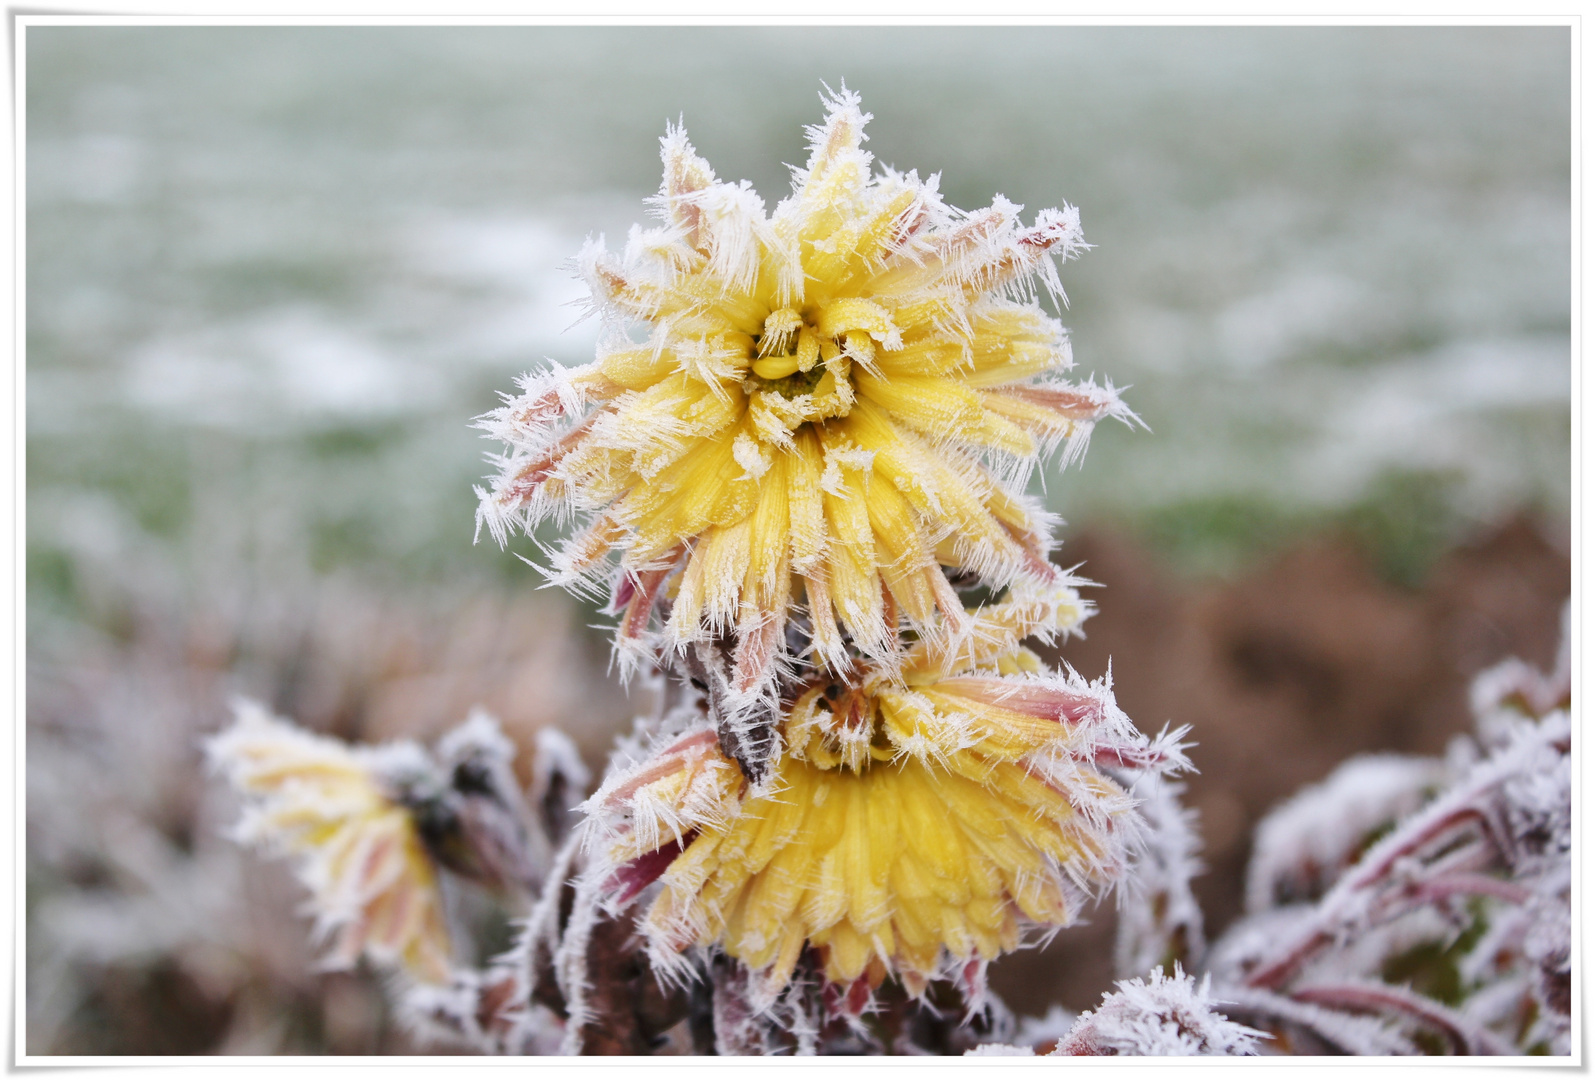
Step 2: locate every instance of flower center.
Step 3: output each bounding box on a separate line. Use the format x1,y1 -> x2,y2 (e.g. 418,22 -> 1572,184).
744,307 -> 857,429
786,683 -> 897,775
749,358 -> 828,400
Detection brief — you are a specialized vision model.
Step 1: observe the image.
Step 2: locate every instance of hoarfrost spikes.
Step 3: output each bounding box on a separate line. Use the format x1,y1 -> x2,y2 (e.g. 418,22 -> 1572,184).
1054,965 -> 1266,1056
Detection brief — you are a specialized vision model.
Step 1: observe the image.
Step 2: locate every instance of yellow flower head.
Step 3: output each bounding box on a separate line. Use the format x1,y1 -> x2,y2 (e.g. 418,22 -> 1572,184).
477,88 -> 1133,700
208,701 -> 453,984
581,584 -> 1182,1008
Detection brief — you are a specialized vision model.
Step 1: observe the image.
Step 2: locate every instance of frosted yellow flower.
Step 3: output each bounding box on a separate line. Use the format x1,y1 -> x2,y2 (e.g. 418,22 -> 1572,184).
477,88 -> 1132,700
582,585 -> 1179,1006
208,701 -> 453,984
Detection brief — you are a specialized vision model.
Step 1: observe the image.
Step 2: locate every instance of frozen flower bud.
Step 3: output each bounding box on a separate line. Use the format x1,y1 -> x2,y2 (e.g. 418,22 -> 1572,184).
475,86 -> 1136,709
206,700 -> 454,984
1055,966 -> 1266,1056
1207,610 -> 1571,1056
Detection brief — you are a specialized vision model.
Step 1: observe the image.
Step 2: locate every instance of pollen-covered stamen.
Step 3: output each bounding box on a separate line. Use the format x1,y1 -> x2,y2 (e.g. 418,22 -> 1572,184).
744,330 -> 858,448
750,316 -> 851,395
750,360 -> 829,397
749,296 -> 899,409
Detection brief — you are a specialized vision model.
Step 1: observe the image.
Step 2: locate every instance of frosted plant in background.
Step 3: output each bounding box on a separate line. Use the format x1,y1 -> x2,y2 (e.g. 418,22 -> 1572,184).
1242,754 -> 1448,914
207,702 -> 457,984
959,607 -> 1572,1058
1194,608 -> 1572,1056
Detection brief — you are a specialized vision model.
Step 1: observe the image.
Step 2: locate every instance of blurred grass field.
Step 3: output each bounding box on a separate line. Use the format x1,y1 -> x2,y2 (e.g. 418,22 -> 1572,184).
28,26 -> 1569,615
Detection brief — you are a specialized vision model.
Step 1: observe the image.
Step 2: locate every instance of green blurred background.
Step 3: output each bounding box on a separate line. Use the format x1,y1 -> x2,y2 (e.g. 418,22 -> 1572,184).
25,26 -> 1570,1054
28,26 -> 1569,609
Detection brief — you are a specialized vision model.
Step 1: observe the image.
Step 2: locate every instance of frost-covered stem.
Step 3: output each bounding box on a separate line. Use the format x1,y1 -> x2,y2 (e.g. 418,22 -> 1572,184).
519,830 -> 585,1012
1243,932 -> 1333,994
551,868 -> 609,1054
1112,767 -> 1205,979
1339,807 -> 1500,895
1290,983 -> 1515,1056
1405,872 -> 1531,906
1214,986 -> 1417,1056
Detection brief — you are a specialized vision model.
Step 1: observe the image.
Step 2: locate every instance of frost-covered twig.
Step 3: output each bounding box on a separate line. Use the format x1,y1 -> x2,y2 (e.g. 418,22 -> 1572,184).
1244,754 -> 1446,914
1216,986 -> 1417,1056
1290,981 -> 1514,1056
